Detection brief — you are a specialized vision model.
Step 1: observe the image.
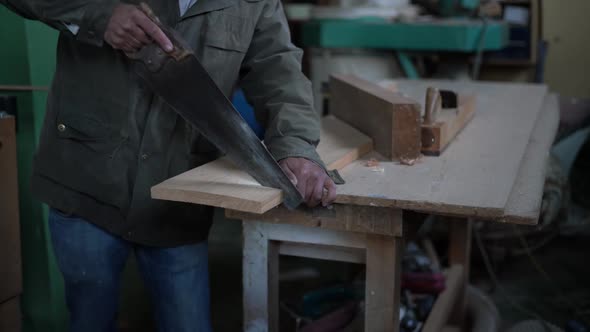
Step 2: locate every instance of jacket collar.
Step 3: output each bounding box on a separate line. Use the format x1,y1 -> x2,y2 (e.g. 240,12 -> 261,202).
181,0 -> 238,19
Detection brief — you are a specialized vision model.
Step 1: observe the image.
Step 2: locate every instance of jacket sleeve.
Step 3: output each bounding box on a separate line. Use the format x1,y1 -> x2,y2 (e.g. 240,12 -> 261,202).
238,0 -> 325,168
0,0 -> 118,47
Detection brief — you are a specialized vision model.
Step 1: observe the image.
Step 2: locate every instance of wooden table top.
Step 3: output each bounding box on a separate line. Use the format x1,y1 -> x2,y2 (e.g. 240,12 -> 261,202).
152,80 -> 557,224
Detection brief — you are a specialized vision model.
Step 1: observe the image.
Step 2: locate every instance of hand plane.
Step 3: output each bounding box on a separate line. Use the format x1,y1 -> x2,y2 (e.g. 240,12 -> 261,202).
420,87 -> 476,155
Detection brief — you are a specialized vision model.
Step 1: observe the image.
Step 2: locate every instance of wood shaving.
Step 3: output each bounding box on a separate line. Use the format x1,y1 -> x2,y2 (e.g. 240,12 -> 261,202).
369,166 -> 385,173
400,154 -> 423,166
365,158 -> 380,167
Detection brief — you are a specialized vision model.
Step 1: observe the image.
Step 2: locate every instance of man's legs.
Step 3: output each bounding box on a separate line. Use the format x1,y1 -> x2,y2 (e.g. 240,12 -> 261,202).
136,241 -> 212,332
48,209 -> 131,332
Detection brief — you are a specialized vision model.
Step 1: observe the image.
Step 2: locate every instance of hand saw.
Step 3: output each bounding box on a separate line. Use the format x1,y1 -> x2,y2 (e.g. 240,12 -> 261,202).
130,3 -> 303,209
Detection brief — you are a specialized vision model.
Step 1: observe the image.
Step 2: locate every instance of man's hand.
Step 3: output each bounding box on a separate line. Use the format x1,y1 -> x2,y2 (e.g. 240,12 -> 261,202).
104,4 -> 173,53
279,157 -> 337,208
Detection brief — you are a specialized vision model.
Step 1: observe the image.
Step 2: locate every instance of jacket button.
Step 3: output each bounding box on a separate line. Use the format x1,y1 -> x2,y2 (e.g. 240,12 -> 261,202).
57,124 -> 66,132
141,154 -> 149,160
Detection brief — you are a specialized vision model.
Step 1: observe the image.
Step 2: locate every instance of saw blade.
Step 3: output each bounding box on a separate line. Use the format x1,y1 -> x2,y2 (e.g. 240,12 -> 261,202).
133,42 -> 303,209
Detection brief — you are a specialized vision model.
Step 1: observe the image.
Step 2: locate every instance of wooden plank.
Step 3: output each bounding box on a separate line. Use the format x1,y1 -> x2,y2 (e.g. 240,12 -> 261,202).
335,80 -> 548,219
227,205 -> 403,237
330,74 -> 422,162
278,242 -> 365,264
151,116 -> 373,214
422,265 -> 464,332
365,234 -> 402,332
501,94 -> 560,224
253,222 -> 369,249
152,158 -> 283,214
421,94 -> 476,155
318,115 -> 373,170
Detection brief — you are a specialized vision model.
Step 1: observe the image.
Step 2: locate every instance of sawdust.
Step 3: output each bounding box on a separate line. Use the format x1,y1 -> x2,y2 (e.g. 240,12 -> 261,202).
365,158 -> 385,173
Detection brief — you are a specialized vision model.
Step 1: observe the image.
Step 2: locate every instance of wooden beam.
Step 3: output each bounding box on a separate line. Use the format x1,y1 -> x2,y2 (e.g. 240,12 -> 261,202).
365,234 -> 402,332
227,205 -> 403,237
330,74 -> 421,162
278,242 -> 365,264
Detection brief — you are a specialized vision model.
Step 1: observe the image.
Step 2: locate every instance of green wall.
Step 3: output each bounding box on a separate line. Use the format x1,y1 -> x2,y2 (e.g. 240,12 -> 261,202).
0,7 -> 67,332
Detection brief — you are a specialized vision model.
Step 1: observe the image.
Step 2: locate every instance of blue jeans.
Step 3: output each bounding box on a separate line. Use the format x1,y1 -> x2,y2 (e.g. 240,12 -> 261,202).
48,209 -> 212,332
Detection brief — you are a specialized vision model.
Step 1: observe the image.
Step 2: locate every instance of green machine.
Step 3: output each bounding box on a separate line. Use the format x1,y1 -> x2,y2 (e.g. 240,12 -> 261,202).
301,0 -> 508,78
0,7 -> 67,332
439,0 -> 481,17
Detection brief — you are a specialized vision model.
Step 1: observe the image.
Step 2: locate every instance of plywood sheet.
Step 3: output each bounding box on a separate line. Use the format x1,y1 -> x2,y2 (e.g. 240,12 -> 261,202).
151,116 -> 373,214
153,80 -> 550,220
501,93 -> 559,225
334,80 -> 548,218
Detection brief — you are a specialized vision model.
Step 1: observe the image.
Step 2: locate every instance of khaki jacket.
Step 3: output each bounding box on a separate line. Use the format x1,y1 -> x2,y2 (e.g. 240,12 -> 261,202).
2,0 -> 321,245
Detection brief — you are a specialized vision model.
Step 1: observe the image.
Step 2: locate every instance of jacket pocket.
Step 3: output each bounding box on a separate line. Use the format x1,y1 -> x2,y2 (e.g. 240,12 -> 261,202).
55,114 -> 120,154
204,12 -> 253,53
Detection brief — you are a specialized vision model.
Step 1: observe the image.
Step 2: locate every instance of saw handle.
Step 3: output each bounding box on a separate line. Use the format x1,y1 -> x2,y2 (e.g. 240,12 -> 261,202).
423,87 -> 441,125
126,3 -> 192,71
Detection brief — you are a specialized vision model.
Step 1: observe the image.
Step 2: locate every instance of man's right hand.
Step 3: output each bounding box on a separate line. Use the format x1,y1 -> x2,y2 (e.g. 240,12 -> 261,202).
104,4 -> 173,54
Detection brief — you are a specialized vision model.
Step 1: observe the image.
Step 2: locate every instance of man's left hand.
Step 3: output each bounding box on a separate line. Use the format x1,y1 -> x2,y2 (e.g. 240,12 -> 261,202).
279,157 -> 337,208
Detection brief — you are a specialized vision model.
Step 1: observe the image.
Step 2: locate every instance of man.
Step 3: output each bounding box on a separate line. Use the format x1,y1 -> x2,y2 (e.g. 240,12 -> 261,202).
1,0 -> 336,331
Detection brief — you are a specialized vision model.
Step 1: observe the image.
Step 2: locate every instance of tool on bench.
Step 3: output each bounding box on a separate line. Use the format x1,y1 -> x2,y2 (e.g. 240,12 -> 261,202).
329,75 -> 476,161
421,86 -> 476,156
129,3 -> 303,209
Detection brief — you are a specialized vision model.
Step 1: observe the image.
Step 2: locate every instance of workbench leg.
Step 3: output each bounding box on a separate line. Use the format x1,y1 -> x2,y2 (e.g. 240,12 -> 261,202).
365,234 -> 402,332
448,218 -> 473,329
242,221 -> 279,332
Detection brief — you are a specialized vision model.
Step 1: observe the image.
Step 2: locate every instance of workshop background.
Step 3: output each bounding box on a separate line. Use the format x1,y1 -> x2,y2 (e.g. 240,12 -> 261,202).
1,0 -> 590,331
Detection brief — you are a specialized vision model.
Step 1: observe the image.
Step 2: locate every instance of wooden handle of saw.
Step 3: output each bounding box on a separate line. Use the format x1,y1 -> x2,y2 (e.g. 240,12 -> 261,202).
126,3 -> 192,70
424,87 -> 442,125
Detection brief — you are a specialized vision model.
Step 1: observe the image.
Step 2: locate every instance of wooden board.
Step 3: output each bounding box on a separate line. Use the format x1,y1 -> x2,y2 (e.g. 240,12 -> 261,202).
421,94 -> 476,155
330,74 -> 421,162
334,80 -> 548,219
318,115 -> 374,170
151,116 -> 373,214
501,93 -> 560,224
151,158 -> 283,213
227,205 -> 403,237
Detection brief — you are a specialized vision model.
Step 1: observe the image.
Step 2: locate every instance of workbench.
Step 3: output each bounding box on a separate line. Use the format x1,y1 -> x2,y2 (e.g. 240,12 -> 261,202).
152,80 -> 558,331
